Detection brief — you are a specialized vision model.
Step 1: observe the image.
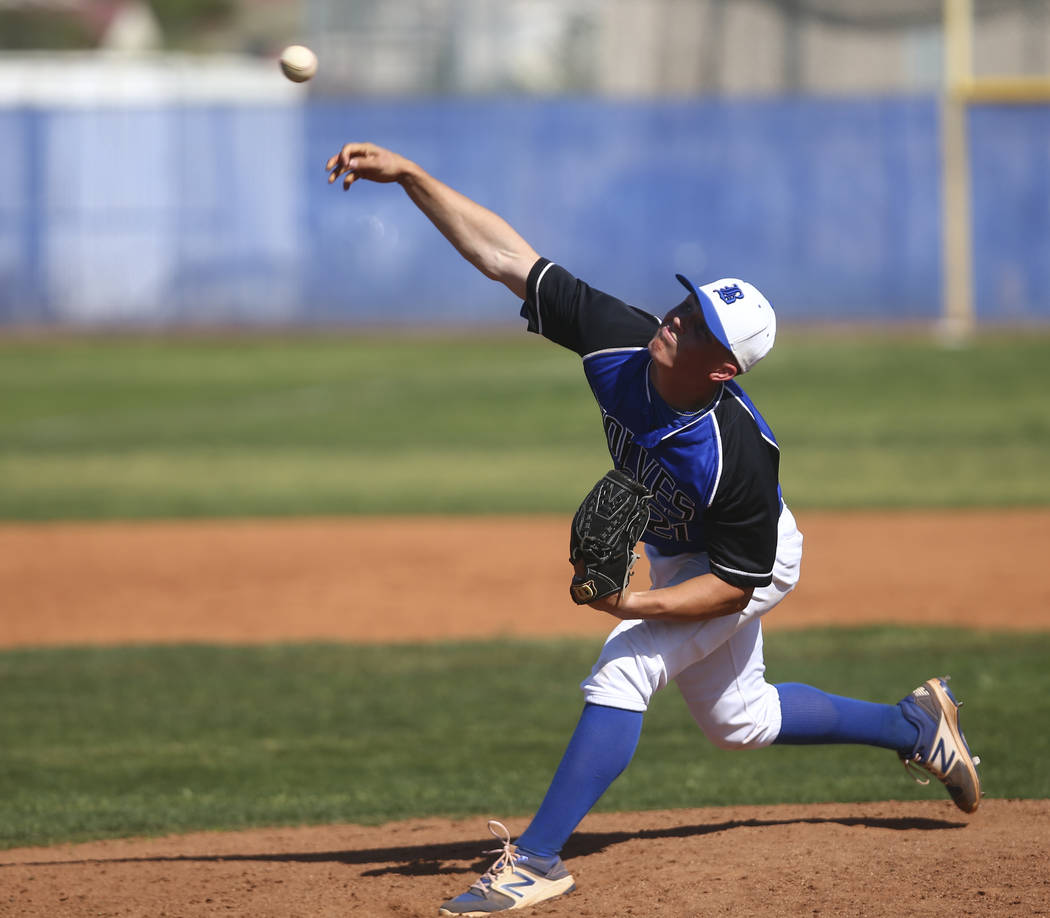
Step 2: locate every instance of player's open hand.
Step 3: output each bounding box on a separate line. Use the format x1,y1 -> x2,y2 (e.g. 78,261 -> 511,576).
326,143 -> 408,189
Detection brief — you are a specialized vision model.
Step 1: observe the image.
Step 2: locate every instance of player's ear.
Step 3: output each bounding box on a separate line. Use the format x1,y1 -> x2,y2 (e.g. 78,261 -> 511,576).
709,359 -> 738,382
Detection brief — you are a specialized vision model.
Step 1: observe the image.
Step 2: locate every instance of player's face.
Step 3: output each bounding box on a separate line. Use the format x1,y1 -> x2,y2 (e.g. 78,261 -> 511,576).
649,296 -> 737,379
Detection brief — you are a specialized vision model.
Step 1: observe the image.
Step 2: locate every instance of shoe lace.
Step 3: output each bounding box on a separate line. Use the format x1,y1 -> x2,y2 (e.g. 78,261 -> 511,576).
470,820 -> 520,893
901,755 -> 932,786
901,751 -> 981,787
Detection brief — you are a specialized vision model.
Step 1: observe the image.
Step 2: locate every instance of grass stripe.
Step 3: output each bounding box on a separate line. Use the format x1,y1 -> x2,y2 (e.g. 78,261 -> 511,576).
0,627 -> 1045,849
1,330 -> 1049,519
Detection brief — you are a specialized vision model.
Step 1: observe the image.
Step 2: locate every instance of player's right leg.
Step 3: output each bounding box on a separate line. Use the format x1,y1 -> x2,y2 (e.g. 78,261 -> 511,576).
897,676 -> 981,812
674,642 -> 982,812
772,676 -> 981,813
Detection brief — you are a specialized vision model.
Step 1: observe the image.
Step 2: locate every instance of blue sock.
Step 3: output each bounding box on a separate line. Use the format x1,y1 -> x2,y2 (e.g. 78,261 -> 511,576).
515,703 -> 643,859
774,682 -> 918,751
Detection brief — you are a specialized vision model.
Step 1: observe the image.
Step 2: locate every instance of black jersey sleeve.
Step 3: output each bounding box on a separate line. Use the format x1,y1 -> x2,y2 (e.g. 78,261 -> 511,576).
702,401 -> 782,589
520,258 -> 659,356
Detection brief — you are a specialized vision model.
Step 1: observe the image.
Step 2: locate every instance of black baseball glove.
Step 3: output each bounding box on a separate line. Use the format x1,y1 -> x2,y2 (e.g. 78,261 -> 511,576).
569,469 -> 653,605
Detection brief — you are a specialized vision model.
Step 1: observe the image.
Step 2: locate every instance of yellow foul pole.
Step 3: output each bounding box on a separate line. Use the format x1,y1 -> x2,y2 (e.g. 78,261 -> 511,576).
941,0 -> 976,340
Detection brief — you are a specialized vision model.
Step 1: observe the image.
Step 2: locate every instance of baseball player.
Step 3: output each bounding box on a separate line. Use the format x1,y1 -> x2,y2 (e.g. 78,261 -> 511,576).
325,142 -> 982,916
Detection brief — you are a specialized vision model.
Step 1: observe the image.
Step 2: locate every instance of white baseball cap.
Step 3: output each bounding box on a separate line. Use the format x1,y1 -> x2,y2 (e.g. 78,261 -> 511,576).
675,274 -> 777,373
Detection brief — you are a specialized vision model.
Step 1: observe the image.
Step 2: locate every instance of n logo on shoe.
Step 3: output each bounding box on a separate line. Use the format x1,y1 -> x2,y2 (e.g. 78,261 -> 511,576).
930,720 -> 957,774
502,871 -> 537,899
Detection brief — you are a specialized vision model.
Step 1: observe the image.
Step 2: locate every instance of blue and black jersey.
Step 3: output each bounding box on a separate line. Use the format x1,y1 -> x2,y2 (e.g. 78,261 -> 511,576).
521,258 -> 782,589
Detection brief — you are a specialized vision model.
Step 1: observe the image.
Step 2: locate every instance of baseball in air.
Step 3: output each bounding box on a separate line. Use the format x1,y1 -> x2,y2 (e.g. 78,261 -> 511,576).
280,45 -> 317,83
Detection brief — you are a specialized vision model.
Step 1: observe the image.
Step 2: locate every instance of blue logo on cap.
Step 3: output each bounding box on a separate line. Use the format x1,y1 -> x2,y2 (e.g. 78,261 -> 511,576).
716,284 -> 744,304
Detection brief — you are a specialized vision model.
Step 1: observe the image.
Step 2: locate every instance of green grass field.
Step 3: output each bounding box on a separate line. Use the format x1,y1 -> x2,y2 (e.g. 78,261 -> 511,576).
1,628 -> 1046,850
1,329 -> 1048,519
2,329 -> 1047,850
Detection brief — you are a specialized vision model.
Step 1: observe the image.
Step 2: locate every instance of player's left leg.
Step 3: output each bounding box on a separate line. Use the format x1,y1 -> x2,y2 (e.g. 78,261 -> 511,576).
485,506 -> 806,864
513,701 -> 642,856
440,547 -> 796,914
437,585 -> 723,912
437,702 -> 641,914
437,817 -> 578,916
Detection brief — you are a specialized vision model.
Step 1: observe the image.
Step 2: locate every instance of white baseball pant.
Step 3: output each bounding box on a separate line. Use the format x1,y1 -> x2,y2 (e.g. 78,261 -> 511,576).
580,504 -> 803,749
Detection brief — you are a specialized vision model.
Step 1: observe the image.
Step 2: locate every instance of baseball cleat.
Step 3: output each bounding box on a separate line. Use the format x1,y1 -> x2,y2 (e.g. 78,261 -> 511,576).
438,820 -> 575,915
898,676 -> 981,814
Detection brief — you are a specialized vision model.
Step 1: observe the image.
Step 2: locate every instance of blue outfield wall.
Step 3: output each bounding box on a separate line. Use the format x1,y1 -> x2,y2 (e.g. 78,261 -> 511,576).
0,97 -> 1047,326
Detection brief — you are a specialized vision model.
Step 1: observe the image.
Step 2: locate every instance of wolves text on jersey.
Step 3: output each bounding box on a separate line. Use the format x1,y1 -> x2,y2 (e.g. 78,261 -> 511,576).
603,413 -> 697,543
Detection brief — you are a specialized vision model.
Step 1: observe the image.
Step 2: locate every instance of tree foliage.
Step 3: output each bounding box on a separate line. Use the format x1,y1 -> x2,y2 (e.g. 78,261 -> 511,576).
0,1 -> 234,51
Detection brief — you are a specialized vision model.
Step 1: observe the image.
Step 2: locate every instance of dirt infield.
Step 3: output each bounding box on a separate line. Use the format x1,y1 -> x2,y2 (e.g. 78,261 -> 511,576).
3,801 -> 1047,918
3,509 -> 1049,648
2,509 -> 1049,917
